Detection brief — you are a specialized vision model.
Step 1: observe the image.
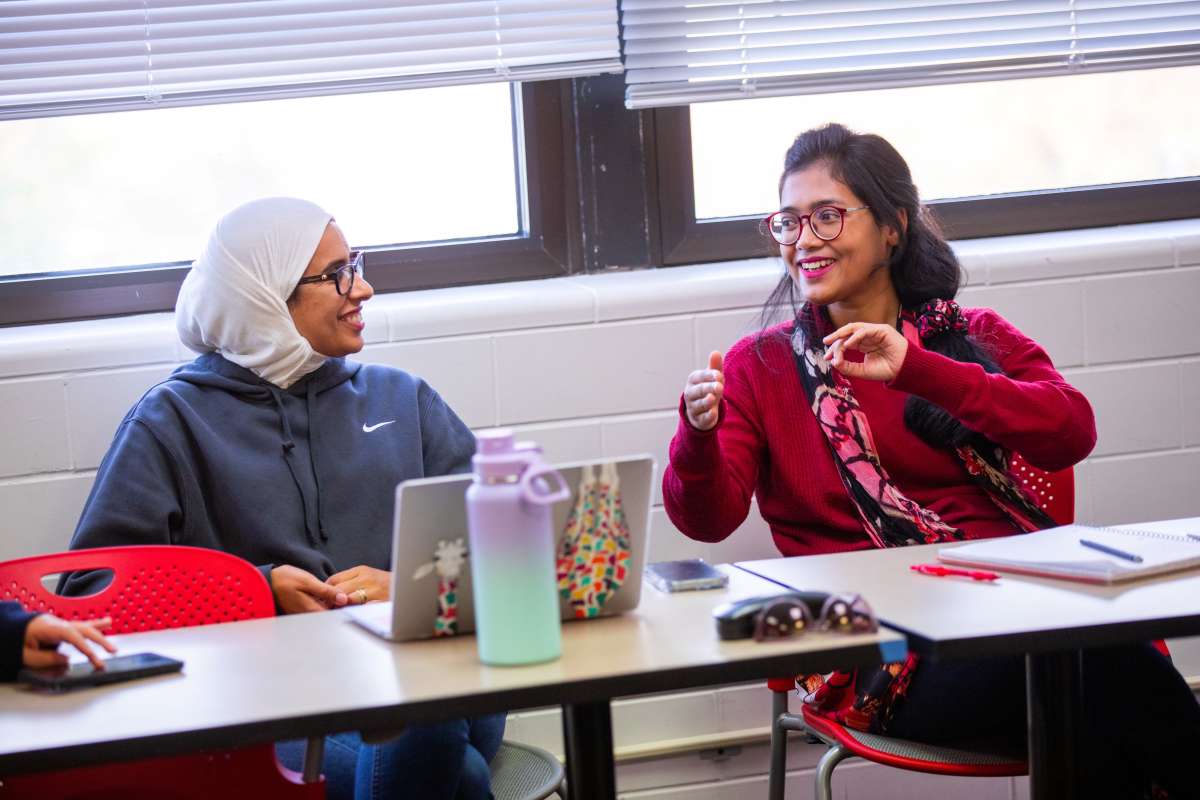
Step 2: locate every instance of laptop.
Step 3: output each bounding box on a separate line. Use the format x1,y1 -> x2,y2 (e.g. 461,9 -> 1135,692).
347,453 -> 656,642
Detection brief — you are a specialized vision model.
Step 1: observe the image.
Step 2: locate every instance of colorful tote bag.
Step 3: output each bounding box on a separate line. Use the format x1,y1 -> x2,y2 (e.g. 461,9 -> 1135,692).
556,462 -> 633,618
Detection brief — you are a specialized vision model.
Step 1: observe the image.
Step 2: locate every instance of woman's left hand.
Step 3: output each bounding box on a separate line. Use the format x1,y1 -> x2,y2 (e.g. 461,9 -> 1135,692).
823,322 -> 909,382
327,566 -> 391,604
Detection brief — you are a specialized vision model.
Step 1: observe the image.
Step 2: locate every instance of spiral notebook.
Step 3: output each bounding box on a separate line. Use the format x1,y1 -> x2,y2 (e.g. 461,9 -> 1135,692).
938,524 -> 1200,584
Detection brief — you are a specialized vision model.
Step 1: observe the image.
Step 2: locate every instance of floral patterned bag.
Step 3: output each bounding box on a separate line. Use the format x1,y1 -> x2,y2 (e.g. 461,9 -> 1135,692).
556,462 -> 633,617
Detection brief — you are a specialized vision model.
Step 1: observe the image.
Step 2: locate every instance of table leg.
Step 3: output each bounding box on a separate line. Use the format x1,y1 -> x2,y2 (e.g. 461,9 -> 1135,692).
562,700 -> 616,800
1025,650 -> 1083,799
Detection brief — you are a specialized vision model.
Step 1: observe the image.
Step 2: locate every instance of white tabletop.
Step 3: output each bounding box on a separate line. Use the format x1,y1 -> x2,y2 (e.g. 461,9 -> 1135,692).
737,518 -> 1200,660
0,565 -> 905,774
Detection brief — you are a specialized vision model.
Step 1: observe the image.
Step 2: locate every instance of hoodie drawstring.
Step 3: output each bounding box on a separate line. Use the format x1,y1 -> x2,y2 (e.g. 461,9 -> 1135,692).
269,386 -> 321,547
306,379 -> 329,542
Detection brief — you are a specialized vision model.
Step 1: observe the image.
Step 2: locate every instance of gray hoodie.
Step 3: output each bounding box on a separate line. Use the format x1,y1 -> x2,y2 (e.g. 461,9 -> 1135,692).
65,352 -> 474,594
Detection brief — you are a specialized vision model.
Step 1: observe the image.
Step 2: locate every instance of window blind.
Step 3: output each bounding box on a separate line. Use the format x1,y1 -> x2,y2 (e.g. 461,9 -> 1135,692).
621,0 -> 1200,108
0,0 -> 622,119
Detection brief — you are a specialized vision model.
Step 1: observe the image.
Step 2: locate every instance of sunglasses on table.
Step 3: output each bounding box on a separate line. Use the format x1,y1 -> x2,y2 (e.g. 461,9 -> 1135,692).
295,250 -> 364,296
753,592 -> 878,642
713,591 -> 879,641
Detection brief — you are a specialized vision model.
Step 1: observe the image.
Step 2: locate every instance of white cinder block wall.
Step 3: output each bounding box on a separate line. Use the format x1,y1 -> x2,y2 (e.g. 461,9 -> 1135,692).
2,218 -> 1198,798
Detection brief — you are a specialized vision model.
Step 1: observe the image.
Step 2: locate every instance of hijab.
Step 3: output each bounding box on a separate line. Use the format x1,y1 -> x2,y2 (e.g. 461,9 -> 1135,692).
175,197 -> 332,389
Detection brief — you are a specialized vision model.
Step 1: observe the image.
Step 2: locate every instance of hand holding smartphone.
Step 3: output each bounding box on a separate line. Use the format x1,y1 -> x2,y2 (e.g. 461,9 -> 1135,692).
644,558 -> 729,592
19,652 -> 184,692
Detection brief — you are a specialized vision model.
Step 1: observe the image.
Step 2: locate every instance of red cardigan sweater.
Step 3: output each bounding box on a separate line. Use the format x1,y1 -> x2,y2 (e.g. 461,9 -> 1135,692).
663,307 -> 1096,557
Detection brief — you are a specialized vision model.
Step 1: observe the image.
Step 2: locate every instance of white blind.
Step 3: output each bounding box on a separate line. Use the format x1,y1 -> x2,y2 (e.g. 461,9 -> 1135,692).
0,0 -> 622,119
621,0 -> 1200,108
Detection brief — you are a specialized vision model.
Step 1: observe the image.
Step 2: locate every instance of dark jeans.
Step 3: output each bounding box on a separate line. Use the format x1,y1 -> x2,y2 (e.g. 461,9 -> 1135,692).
886,643 -> 1200,799
277,713 -> 507,800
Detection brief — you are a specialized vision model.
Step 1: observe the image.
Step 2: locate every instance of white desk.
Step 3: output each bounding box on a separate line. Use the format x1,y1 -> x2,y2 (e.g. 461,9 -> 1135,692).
736,517 -> 1200,800
0,565 -> 906,800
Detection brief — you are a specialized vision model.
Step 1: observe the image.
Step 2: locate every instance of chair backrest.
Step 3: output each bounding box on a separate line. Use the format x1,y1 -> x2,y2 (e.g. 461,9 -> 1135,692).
0,545 -> 275,632
1009,453 -> 1074,526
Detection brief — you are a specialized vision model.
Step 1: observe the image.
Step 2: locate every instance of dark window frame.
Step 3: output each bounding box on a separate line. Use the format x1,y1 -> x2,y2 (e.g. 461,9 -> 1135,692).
0,81 -> 583,327
651,107 -> 1200,267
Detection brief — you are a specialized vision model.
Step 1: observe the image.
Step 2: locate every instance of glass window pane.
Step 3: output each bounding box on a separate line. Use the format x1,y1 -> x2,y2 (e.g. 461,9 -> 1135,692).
690,66 -> 1200,221
0,82 -> 519,277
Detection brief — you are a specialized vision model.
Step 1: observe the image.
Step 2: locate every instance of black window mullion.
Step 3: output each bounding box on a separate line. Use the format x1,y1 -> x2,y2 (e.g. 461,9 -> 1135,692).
568,73 -> 663,273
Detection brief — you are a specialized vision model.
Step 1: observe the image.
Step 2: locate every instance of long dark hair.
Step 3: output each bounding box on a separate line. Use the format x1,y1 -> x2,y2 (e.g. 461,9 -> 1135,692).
757,122 -> 1000,453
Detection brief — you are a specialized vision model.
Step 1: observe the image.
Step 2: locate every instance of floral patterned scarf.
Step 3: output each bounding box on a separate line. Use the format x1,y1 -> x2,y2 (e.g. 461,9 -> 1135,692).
791,299 -> 1057,733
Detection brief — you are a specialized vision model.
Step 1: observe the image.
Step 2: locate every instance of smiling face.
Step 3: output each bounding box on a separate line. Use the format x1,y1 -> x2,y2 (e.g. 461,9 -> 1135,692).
778,163 -> 902,320
288,221 -> 374,357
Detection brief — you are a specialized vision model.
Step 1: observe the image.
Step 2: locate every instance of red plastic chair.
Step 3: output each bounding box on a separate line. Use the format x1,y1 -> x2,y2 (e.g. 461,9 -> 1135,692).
0,545 -> 325,799
767,458 -> 1077,800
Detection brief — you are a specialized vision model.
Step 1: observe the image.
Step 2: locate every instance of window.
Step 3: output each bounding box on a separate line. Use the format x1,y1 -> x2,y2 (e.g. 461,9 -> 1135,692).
0,79 -> 582,325
0,0 -> 622,325
652,66 -> 1200,265
3,1 -> 1198,324
690,65 -> 1200,219
2,82 -> 519,278
627,0 -> 1200,265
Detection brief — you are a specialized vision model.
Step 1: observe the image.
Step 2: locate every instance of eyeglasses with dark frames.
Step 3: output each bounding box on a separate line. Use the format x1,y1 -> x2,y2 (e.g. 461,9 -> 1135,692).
295,250 -> 364,296
753,592 -> 878,642
764,205 -> 870,246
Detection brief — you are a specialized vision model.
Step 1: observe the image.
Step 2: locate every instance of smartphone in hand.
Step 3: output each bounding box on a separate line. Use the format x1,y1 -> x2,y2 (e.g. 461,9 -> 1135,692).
644,558 -> 729,592
18,652 -> 183,692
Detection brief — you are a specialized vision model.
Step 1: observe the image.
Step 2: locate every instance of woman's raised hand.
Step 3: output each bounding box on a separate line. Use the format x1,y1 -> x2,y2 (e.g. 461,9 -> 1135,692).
684,351 -> 725,431
327,565 -> 391,605
823,322 -> 909,382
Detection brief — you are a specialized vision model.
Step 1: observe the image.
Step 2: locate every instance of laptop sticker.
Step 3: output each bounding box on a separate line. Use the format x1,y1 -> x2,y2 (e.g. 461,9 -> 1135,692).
412,538 -> 467,637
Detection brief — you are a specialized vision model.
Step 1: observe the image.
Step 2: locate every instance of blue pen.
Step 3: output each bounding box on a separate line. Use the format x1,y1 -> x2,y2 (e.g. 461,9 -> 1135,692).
1079,538 -> 1143,563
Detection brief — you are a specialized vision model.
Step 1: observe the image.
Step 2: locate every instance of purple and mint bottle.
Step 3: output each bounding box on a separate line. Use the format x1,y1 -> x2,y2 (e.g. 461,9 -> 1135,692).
466,429 -> 570,665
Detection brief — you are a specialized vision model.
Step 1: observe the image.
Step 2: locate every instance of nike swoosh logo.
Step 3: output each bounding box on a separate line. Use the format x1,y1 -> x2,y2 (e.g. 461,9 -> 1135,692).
362,420 -> 396,433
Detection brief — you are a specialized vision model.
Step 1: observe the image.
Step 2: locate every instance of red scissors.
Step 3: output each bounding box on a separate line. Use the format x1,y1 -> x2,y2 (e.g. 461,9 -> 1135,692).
910,563 -> 1000,582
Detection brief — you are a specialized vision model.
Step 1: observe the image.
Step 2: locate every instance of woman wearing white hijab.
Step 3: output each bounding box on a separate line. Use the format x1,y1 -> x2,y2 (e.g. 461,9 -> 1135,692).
67,198 -> 504,799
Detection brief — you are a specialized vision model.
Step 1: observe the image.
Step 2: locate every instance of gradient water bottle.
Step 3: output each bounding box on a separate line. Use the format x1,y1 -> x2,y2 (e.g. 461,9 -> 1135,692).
466,429 -> 570,665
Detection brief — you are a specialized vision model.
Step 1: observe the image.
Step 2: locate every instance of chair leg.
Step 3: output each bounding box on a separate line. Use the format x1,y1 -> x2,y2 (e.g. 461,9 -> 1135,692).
813,744 -> 851,800
301,735 -> 324,784
767,690 -> 791,800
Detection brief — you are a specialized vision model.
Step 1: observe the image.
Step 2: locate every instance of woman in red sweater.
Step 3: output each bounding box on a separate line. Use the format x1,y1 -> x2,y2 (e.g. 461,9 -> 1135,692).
664,123 -> 1199,798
